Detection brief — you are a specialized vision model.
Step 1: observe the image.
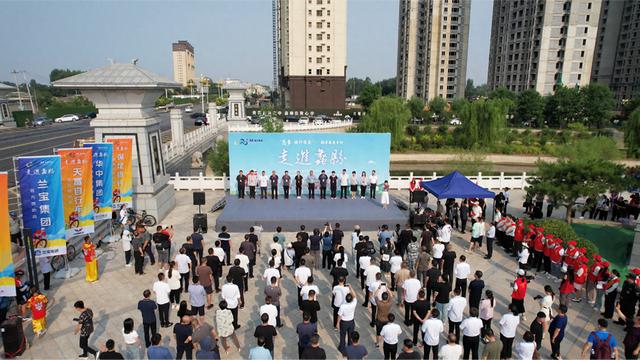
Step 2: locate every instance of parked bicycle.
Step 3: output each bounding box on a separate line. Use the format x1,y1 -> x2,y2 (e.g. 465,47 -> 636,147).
126,209 -> 157,227
50,244 -> 77,271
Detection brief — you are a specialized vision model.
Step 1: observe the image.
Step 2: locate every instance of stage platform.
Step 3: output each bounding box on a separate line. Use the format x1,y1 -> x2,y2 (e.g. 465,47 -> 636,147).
214,195 -> 407,232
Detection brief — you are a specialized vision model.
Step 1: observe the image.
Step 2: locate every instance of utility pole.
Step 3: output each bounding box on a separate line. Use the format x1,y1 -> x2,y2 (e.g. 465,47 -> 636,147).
22,71 -> 37,114
11,70 -> 24,110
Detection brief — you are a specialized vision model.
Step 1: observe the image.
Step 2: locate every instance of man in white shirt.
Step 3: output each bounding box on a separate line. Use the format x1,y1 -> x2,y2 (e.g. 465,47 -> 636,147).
174,248 -> 192,293
263,260 -> 280,286
454,255 -> 471,297
259,170 -> 269,199
235,249 -> 250,291
459,307 -> 483,360
340,169 -> 349,199
270,237 -> 283,268
421,309 -> 444,359
367,272 -> 387,326
485,222 -> 496,260
295,259 -> 312,307
439,334 -> 463,360
499,304 -> 521,359
369,170 -> 378,199
221,276 -> 241,329
389,251 -> 403,289
153,273 -> 172,328
358,253 -> 372,289
364,259 -> 381,306
332,277 -> 351,329
337,289 -> 358,354
518,242 -> 530,270
300,276 -> 320,301
380,313 -> 403,358
259,296 -> 278,328
212,241 -> 226,264
447,288 -> 467,342
438,220 -> 453,244
402,270 -> 421,326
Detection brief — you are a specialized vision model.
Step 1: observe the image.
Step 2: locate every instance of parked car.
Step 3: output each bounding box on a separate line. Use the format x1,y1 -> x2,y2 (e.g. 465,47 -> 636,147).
313,117 -> 323,125
85,112 -> 97,119
55,114 -> 80,123
344,115 -> 352,122
185,106 -> 193,113
449,118 -> 462,126
194,115 -> 208,126
248,115 -> 261,125
33,116 -> 52,126
190,112 -> 206,119
298,116 -> 309,125
284,115 -> 298,123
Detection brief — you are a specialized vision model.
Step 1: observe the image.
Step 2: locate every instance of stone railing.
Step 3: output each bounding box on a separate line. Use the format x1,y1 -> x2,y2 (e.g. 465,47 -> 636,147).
169,171 -> 529,191
163,121 -> 225,162
227,119 -> 354,132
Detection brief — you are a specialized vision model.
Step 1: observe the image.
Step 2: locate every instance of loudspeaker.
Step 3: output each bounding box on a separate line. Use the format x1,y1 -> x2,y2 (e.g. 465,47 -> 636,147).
193,213 -> 208,233
193,192 -> 205,205
411,190 -> 426,203
2,317 -> 25,358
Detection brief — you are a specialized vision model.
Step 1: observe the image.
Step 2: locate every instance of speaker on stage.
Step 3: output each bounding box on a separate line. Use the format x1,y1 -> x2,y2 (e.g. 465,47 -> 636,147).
411,190 -> 426,204
193,213 -> 208,233
2,317 -> 26,358
193,192 -> 206,206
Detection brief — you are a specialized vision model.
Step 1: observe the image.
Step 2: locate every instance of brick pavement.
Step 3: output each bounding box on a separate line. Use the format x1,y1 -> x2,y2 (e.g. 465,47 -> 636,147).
18,190 -> 628,359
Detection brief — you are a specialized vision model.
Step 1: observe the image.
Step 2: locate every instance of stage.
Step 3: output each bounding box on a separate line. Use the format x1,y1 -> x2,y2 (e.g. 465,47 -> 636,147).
214,195 -> 407,232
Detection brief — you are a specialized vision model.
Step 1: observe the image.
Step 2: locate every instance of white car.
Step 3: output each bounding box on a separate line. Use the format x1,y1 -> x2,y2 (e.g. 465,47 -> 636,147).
185,106 -> 193,113
449,118 -> 462,126
54,114 -> 79,123
298,116 -> 309,125
313,117 -> 323,125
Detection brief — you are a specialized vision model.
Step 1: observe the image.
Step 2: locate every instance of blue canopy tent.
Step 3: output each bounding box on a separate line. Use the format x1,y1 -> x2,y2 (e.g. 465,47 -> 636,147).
419,171 -> 495,199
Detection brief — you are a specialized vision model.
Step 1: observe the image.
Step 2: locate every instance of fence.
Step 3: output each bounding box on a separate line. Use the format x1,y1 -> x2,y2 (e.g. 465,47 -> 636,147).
227,119 -> 354,132
169,171 -> 530,191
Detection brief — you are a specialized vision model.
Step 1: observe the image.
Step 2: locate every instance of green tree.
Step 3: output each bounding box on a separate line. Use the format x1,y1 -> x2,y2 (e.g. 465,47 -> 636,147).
215,97 -> 228,106
488,86 -> 517,101
623,98 -> 640,119
625,108 -> 640,158
459,99 -> 508,148
49,68 -> 84,82
516,89 -> 544,127
375,77 -> 397,96
545,85 -> 582,128
261,114 -> 284,132
357,96 -> 411,150
407,96 -> 425,119
346,77 -> 371,97
357,82 -> 381,109
555,137 -> 620,161
207,140 -> 229,175
427,96 -> 448,121
579,83 -> 615,128
527,159 -> 625,223
465,79 -> 489,99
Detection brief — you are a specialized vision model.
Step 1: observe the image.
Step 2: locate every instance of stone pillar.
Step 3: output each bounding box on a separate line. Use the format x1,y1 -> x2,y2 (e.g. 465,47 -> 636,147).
208,102 -> 217,123
630,220 -> 640,268
223,82 -> 248,122
170,108 -> 185,155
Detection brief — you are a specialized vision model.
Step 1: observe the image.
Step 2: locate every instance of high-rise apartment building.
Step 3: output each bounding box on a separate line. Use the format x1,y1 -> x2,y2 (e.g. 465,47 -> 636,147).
396,0 -> 471,101
277,0 -> 347,110
172,40 -> 196,88
591,0 -> 640,101
487,0 -> 602,95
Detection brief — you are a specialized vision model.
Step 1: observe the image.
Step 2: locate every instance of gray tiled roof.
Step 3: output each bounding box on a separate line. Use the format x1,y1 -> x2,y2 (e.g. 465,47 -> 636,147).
52,63 -> 180,89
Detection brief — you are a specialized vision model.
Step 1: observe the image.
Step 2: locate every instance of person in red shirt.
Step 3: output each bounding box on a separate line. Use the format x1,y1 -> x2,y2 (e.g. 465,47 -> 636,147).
512,219 -> 525,258
549,238 -> 565,280
559,272 -> 575,307
542,234 -> 555,277
586,255 -> 603,305
511,269 -> 529,321
82,236 -> 99,283
564,241 -> 579,281
572,256 -> 589,303
27,288 -> 48,336
532,227 -> 545,273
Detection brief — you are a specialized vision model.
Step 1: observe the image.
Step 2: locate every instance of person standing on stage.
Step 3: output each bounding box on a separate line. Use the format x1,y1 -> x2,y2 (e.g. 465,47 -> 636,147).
82,236 -> 99,283
236,170 -> 246,199
247,170 -> 258,199
329,171 -> 338,199
269,171 -> 279,200
359,171 -> 367,199
340,169 -> 349,199
369,170 -> 378,199
282,171 -> 291,199
350,171 -> 358,200
307,170 -> 317,199
295,171 -> 304,199
318,170 -> 328,199
259,170 -> 269,199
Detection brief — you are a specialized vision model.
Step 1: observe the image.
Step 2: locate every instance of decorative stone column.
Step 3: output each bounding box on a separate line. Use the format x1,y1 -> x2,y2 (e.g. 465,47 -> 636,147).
53,62 -> 181,221
208,102 -> 217,124
170,108 -> 185,155
223,81 -> 248,122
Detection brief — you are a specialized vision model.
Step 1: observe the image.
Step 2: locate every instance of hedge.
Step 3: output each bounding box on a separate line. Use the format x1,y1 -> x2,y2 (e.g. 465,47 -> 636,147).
523,218 -> 600,265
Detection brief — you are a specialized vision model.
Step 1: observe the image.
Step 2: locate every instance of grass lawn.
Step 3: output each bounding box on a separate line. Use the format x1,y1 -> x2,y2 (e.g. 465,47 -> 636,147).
572,223 -> 635,273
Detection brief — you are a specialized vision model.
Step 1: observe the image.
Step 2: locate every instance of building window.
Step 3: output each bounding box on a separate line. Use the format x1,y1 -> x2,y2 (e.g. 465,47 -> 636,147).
327,46 -> 331,51
317,0 -> 322,3
327,57 -> 330,63
327,22 -> 331,28
1,104 -> 9,119
327,10 -> 331,16
316,69 -> 322,75
584,27 -> 588,34
316,57 -> 322,63
309,45 -> 312,51
317,22 -> 323,28
308,34 -> 312,40
309,57 -> 312,63
308,69 -> 312,74
326,69 -> 330,75
317,34 -> 323,40
317,10 -> 323,16
317,45 -> 322,52
586,15 -> 590,22
308,9 -> 312,16
308,22 -> 312,28
327,34 -> 330,40
588,2 -> 592,9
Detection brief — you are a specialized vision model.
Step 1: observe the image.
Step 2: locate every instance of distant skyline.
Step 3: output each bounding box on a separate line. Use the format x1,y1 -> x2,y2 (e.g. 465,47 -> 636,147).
0,0 -> 492,87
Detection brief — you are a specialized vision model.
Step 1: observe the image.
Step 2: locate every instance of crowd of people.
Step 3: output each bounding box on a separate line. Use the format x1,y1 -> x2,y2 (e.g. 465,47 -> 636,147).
10,194 -> 640,360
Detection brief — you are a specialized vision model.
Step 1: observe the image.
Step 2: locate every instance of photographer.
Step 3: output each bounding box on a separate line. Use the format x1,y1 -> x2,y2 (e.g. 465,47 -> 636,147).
153,225 -> 173,270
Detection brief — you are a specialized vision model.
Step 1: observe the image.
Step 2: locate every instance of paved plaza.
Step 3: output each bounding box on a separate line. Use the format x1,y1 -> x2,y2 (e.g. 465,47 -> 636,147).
17,190 -> 628,359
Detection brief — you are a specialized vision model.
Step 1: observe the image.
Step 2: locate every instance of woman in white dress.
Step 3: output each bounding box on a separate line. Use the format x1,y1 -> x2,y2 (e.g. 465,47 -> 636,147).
537,285 -> 555,333
381,180 -> 390,209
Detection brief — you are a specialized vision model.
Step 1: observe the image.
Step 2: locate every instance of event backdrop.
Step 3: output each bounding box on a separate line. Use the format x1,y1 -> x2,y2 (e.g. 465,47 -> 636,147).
0,172 -> 16,297
228,133 -> 391,194
106,138 -> 133,209
17,156 -> 66,257
83,143 -> 113,221
58,148 -> 94,238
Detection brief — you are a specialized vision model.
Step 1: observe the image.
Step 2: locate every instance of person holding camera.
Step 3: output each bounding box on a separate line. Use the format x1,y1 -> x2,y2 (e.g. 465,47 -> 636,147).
153,225 -> 173,270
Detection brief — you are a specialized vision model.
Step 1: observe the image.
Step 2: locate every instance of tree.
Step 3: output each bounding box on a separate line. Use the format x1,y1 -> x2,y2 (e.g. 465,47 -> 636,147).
346,77 -> 371,97
458,99 -> 508,148
465,79 -> 488,99
207,140 -> 229,175
407,96 -> 425,119
527,159 -> 625,223
427,96 -> 448,121
516,89 -> 544,127
488,86 -> 517,102
544,85 -> 582,128
357,96 -> 411,150
555,137 -> 620,161
580,83 -> 615,128
357,82 -> 381,109
625,108 -> 640,158
375,77 -> 397,96
49,68 -> 83,82
261,114 -> 284,132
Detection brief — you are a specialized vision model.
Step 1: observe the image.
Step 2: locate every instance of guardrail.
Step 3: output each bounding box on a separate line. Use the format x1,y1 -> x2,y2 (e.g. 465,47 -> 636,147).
227,119 -> 354,132
169,171 -> 529,191
163,121 -> 225,162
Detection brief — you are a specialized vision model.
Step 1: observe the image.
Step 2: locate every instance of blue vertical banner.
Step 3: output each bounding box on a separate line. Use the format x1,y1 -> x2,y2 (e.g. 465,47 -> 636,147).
83,143 -> 113,221
17,156 -> 66,257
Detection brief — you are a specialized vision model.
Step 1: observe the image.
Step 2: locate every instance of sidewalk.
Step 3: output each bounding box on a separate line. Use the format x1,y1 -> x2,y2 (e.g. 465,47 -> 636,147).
18,189 -> 627,359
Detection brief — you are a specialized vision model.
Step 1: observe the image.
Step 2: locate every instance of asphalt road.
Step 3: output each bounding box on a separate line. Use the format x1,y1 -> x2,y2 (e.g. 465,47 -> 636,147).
0,106 -> 200,191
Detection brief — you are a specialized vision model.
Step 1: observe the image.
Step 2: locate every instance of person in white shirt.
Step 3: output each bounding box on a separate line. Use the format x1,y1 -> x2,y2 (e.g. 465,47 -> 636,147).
439,333 -> 463,360
153,273 -> 172,328
367,272 -> 387,326
235,249 -> 250,291
402,270 -> 421,326
270,238 -> 283,268
389,250 -> 403,289
485,222 -> 496,260
454,255 -> 471,297
369,170 -> 378,199
447,288 -> 467,342
364,259 -> 381,307
380,313 -> 403,359
259,170 -> 269,199
421,308 -> 444,359
262,260 -> 280,286
332,278 -> 352,329
432,239 -> 445,269
122,228 -> 133,267
337,288 -> 358,354
358,254 -> 372,289
499,304 -> 521,359
221,276 -> 241,329
438,220 -> 453,244
212,241 -> 226,264
515,331 -> 536,360
459,307 -> 483,360
259,296 -> 278,328
518,242 -> 530,270
351,226 -> 361,265
334,246 -> 348,269
300,276 -> 320,300
295,260 -> 312,307
340,169 -> 349,199
174,248 -> 192,293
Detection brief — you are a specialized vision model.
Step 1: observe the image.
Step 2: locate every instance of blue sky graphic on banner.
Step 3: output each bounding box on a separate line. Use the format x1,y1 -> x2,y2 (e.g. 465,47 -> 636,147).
228,133 -> 391,194
84,143 -> 113,221
18,156 -> 66,257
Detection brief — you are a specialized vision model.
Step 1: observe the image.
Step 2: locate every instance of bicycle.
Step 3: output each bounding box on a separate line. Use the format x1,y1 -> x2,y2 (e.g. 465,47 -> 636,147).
127,209 -> 157,227
50,244 -> 77,271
